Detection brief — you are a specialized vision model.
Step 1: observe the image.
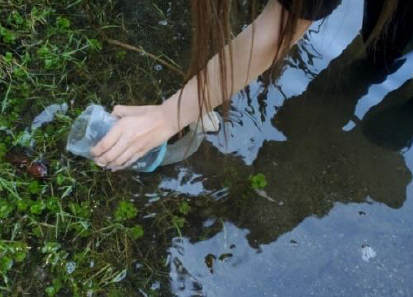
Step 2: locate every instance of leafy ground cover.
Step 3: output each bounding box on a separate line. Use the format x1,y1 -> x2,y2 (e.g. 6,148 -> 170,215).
0,0 -> 196,295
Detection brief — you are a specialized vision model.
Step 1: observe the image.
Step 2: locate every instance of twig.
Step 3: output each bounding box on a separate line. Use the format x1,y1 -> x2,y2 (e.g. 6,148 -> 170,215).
105,38 -> 183,75
84,0 -> 184,77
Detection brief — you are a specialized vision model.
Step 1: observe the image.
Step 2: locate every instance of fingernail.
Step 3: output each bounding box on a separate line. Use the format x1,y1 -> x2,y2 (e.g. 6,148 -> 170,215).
96,161 -> 106,167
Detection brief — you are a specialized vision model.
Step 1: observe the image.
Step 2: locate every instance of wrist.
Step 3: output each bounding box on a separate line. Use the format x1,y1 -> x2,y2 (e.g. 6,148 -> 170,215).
160,98 -> 181,136
161,86 -> 200,132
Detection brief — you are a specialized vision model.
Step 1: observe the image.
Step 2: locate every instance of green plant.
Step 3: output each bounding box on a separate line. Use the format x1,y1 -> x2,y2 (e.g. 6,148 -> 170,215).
0,0 -> 189,294
178,201 -> 191,215
0,201 -> 14,219
28,180 -> 40,194
45,278 -> 63,296
115,201 -> 138,221
0,25 -> 16,44
128,225 -> 144,240
250,173 -> 267,189
30,200 -> 46,214
69,201 -> 91,219
0,241 -> 28,284
171,216 -> 186,229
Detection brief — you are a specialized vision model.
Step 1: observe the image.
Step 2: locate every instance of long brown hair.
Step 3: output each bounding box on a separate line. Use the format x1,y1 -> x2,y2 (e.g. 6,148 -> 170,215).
181,0 -> 399,126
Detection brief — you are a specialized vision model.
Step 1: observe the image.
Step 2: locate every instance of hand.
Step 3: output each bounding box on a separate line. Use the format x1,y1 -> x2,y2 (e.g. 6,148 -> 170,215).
90,104 -> 178,170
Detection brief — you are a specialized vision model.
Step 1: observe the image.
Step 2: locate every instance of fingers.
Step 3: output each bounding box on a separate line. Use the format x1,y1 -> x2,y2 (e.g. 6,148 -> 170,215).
90,123 -> 123,158
108,145 -> 142,169
108,148 -> 145,171
107,138 -> 152,170
94,134 -> 131,166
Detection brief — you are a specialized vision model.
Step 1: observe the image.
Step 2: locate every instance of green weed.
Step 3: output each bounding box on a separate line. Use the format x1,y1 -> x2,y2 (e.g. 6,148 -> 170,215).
250,173 -> 268,189
0,0 -> 189,295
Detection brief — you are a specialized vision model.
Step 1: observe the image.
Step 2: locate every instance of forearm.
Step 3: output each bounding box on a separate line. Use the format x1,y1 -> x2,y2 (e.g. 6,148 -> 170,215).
162,0 -> 311,131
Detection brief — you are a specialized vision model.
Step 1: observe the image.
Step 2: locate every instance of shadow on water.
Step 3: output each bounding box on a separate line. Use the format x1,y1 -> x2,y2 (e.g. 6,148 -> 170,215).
129,1 -> 413,296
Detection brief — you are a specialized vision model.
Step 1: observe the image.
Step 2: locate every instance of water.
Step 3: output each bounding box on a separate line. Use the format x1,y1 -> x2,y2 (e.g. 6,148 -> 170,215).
131,0 -> 413,296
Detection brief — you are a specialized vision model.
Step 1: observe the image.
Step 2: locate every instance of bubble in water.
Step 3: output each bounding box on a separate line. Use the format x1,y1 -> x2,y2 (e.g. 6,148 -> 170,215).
135,262 -> 143,270
151,281 -> 161,291
66,261 -> 76,274
361,244 -> 377,262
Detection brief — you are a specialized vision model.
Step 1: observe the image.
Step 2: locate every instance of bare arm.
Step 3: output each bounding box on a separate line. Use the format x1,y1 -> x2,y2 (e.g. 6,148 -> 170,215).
163,0 -> 311,131
91,0 -> 311,169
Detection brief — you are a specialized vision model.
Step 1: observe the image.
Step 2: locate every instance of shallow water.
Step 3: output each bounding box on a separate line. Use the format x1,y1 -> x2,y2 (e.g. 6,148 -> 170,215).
129,0 -> 413,296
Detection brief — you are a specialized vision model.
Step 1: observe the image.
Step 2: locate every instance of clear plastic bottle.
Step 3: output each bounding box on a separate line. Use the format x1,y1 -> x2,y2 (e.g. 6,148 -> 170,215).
66,105 -> 167,172
160,111 -> 220,165
67,105 -> 220,172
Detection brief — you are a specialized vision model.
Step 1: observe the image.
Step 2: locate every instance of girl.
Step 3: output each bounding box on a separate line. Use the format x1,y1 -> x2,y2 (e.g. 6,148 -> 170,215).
91,0 -> 407,169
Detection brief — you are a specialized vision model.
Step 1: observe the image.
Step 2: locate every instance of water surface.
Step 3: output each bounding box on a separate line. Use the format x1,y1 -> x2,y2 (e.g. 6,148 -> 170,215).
135,1 -> 413,296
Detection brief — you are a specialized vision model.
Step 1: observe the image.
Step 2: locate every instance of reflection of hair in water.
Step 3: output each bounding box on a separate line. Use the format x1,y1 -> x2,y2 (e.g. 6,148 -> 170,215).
362,0 -> 413,67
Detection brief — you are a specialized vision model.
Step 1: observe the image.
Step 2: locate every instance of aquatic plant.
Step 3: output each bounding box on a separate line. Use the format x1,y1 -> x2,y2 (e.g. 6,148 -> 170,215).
250,173 -> 268,189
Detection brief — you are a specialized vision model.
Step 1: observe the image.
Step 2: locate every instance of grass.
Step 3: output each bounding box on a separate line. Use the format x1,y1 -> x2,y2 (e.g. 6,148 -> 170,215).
0,0 -> 195,295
